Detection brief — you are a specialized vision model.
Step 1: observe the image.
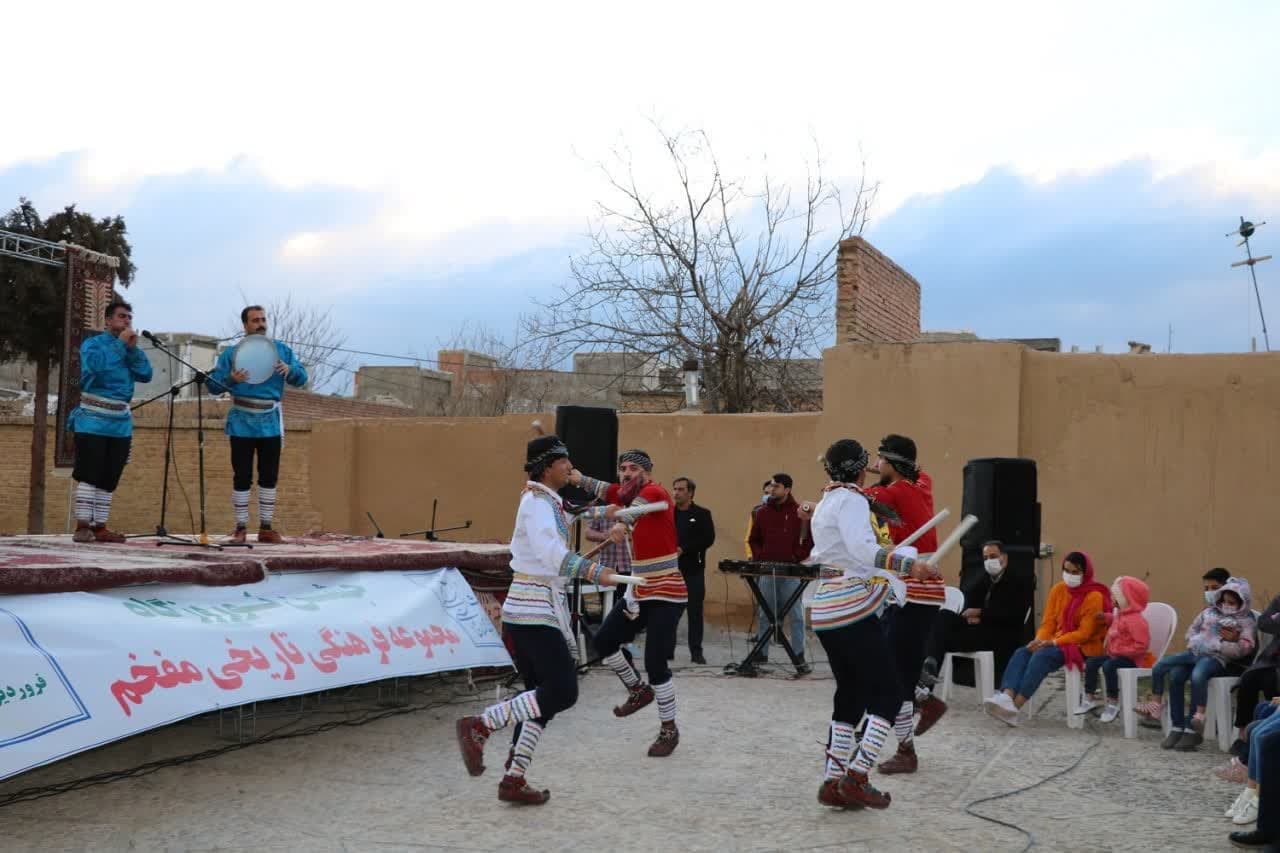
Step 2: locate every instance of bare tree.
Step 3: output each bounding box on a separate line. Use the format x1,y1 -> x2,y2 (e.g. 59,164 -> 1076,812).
521,124 -> 876,413
224,294 -> 354,393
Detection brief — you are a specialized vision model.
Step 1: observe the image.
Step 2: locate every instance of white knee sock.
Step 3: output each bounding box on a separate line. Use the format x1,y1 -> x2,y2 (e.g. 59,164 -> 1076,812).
93,488 -> 113,527
654,679 -> 676,722
508,721 -> 544,778
894,700 -> 915,745
232,489 -> 250,527
74,482 -> 94,524
851,715 -> 893,774
825,721 -> 855,780
603,651 -> 641,688
481,690 -> 541,732
258,486 -> 276,526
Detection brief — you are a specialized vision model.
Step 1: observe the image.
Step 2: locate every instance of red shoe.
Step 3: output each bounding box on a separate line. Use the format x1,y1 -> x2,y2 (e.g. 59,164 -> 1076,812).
92,525 -> 126,544
817,778 -> 864,809
455,716 -> 491,776
229,526 -> 247,544
497,774 -> 550,805
257,527 -> 284,544
914,695 -> 948,736
613,683 -> 655,717
647,723 -> 679,757
878,742 -> 918,775
72,522 -> 95,543
838,770 -> 892,809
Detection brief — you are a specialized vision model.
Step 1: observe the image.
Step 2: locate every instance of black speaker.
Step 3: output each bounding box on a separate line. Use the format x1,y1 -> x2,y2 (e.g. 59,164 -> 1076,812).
554,405 -> 618,504
960,457 -> 1040,549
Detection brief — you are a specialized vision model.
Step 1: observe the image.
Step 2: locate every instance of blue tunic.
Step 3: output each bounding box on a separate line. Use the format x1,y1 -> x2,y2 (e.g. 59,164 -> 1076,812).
66,332 -> 153,438
206,338 -> 307,438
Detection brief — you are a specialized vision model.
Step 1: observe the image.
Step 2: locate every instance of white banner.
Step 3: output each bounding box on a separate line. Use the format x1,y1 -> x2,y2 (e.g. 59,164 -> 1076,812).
0,568 -> 512,781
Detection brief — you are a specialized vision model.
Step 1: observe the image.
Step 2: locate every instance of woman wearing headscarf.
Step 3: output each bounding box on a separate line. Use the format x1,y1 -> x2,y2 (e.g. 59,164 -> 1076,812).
983,551 -> 1110,726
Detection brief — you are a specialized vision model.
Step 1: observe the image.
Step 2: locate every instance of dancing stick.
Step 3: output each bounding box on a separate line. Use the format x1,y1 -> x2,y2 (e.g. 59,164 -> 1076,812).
924,514 -> 979,568
897,507 -> 951,549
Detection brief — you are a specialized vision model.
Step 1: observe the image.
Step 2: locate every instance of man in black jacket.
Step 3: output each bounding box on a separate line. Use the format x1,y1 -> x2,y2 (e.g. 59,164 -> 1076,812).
674,476 -> 715,664
916,540 -> 1033,733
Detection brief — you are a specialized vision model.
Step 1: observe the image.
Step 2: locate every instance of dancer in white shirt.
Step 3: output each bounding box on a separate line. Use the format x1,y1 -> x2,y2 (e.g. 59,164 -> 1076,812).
455,434 -> 631,804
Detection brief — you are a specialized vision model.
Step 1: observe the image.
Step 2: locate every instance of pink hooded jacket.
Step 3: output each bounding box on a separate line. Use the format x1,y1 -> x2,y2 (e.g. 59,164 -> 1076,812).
1104,576 -> 1154,665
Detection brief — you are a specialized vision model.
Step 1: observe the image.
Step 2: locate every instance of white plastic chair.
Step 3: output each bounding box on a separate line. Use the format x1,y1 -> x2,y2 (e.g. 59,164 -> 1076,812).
1117,602 -> 1178,738
1205,610 -> 1263,751
936,588 -> 996,704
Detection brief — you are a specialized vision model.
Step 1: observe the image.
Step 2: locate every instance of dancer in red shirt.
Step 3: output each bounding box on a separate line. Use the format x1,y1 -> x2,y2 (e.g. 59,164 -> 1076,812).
863,434 -> 946,773
573,449 -> 687,757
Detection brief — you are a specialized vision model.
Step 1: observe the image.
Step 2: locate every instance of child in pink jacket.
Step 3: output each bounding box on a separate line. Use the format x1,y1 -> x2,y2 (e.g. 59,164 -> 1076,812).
1075,576 -> 1153,722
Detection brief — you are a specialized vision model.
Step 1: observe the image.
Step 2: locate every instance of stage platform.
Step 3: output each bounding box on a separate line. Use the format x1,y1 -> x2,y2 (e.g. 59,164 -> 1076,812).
0,533 -> 513,595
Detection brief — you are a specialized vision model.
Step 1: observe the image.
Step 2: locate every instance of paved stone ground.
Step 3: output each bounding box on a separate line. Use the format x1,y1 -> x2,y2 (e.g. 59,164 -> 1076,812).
0,626 -> 1244,852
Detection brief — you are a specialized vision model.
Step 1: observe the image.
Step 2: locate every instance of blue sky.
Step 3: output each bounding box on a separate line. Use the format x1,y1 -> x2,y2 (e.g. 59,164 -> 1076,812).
4,3 -> 1279,389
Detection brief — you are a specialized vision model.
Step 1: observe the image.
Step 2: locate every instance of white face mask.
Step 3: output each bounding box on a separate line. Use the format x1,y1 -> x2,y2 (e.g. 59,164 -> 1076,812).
984,558 -> 1003,576
1063,572 -> 1083,588
1205,590 -> 1217,606
1220,602 -> 1240,615
1111,584 -> 1127,609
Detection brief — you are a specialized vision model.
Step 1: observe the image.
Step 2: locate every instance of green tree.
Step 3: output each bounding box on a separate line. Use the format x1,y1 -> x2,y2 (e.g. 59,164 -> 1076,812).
0,198 -> 135,533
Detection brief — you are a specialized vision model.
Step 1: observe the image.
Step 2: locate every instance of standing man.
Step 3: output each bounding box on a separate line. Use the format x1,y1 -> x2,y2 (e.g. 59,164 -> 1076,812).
674,476 -> 715,665
573,450 -> 686,758
863,434 -> 943,774
748,473 -> 813,674
68,299 -> 152,543
206,306 -> 307,544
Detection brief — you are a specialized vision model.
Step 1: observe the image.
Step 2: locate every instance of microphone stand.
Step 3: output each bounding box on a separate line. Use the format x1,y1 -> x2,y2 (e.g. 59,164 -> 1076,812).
126,376 -> 199,545
136,334 -> 251,550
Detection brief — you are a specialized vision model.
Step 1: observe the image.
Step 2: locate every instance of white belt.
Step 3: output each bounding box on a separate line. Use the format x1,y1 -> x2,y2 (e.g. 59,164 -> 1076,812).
79,392 -> 130,418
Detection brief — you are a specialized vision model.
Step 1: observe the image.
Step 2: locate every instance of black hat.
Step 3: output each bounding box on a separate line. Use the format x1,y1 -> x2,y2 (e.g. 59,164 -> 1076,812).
525,435 -> 570,472
823,439 -> 869,482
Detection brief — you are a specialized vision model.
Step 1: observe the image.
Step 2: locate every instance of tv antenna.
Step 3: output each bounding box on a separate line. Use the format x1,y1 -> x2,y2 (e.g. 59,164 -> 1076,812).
1227,216 -> 1273,352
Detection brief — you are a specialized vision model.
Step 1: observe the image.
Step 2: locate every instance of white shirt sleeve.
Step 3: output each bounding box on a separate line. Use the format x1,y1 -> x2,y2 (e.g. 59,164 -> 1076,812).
516,496 -> 573,577
835,490 -> 883,573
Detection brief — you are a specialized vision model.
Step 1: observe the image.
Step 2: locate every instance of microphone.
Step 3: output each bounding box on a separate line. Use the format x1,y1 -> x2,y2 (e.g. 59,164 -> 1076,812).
141,330 -> 158,342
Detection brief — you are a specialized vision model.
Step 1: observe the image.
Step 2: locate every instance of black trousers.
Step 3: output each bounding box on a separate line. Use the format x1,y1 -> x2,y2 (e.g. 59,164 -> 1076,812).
505,623 -> 579,726
885,602 -> 937,704
1235,667 -> 1280,728
594,599 -> 684,686
819,617 -> 902,725
925,610 -> 1021,686
72,433 -> 131,491
682,570 -> 705,655
230,436 -> 281,491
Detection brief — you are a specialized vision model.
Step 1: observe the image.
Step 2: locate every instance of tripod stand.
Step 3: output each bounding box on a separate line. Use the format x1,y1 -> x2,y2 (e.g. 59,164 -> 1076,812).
128,336 -> 249,550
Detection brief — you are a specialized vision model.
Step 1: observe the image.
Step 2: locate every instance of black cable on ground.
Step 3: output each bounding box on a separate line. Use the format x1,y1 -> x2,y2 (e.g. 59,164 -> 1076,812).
961,706 -> 1104,852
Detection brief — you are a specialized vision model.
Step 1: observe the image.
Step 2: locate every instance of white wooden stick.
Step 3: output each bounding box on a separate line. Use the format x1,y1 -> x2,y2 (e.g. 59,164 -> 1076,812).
612,575 -> 647,586
925,514 -> 979,567
897,508 -> 951,549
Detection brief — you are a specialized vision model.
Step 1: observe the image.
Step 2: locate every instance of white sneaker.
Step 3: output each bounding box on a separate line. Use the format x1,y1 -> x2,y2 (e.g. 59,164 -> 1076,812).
1100,702 -> 1120,723
1073,697 -> 1103,715
983,694 -> 1021,727
1226,787 -> 1250,819
1232,790 -> 1259,825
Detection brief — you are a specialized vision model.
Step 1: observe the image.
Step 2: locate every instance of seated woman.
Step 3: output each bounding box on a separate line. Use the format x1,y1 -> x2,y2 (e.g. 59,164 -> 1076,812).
983,551 -> 1109,726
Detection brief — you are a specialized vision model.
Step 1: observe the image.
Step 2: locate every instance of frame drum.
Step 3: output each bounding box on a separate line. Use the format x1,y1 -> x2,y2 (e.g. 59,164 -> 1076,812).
231,335 -> 278,385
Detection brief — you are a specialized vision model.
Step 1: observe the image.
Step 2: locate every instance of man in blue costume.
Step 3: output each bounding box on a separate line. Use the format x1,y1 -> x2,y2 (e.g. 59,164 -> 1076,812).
67,299 -> 153,543
207,305 -> 307,544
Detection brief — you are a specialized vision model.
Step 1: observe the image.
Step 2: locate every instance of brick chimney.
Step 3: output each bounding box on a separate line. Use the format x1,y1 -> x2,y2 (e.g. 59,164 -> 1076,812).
835,237 -> 922,344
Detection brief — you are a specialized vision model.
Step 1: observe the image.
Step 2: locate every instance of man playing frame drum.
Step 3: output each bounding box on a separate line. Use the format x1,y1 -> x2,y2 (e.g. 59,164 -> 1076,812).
207,305 -> 307,544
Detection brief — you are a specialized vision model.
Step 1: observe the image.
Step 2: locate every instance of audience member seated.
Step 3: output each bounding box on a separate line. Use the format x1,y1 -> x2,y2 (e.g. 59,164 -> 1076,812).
920,539 -> 1033,689
982,551 -> 1109,726
1136,575 -> 1257,751
1232,590 -> 1280,750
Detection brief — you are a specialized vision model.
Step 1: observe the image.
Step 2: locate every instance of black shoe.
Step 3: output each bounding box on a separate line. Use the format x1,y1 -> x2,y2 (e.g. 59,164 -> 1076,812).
920,657 -> 940,687
1175,731 -> 1203,751
796,657 -> 813,676
1229,828 -> 1275,849
691,652 -> 707,665
1160,730 -> 1184,750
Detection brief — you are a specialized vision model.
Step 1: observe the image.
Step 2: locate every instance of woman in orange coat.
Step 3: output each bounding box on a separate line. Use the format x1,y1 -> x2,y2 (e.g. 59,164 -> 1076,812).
983,551 -> 1111,726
